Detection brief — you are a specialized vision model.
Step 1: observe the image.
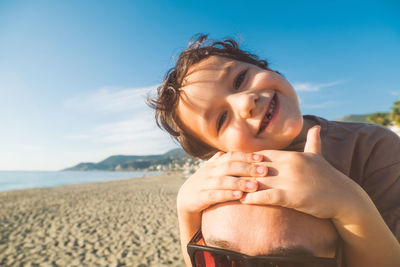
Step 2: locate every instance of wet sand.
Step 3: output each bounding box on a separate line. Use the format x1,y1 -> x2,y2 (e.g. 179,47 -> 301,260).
0,173 -> 186,266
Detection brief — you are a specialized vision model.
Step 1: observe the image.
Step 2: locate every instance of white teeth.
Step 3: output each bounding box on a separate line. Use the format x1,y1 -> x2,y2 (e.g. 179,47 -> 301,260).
258,96 -> 276,134
265,97 -> 276,122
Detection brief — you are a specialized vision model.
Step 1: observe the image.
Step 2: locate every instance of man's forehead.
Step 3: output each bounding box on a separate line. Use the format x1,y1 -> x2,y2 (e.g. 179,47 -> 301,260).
201,202 -> 338,257
205,235 -> 314,257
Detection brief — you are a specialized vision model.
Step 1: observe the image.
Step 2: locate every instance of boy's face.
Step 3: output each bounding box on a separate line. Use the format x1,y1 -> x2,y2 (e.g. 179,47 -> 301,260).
177,56 -> 303,152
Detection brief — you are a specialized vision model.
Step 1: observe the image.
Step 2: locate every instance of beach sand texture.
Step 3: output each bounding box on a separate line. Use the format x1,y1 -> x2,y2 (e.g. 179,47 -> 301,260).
0,173 -> 186,267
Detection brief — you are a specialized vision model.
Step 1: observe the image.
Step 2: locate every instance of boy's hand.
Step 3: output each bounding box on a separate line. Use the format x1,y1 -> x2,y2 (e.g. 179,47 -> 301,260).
240,126 -> 366,220
177,151 -> 266,215
177,151 -> 267,266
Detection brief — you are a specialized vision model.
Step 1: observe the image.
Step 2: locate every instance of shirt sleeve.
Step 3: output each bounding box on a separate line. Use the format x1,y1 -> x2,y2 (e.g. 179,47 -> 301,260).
361,126 -> 400,242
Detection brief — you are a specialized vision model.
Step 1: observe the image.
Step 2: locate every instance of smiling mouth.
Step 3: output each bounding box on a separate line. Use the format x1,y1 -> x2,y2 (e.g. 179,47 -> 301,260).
257,93 -> 278,135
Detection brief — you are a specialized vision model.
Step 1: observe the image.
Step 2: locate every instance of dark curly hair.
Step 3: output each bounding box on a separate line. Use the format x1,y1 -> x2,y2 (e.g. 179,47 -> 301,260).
147,34 -> 272,159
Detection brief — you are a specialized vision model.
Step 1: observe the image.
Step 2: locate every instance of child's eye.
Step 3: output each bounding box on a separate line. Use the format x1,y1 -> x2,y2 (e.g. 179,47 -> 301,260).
234,69 -> 248,90
217,111 -> 227,132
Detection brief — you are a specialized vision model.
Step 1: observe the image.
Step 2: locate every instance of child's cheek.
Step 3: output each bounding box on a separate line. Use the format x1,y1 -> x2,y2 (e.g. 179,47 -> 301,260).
223,130 -> 256,152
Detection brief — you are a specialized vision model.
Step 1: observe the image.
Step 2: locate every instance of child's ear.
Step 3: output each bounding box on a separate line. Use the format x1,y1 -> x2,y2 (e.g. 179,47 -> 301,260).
304,126 -> 322,154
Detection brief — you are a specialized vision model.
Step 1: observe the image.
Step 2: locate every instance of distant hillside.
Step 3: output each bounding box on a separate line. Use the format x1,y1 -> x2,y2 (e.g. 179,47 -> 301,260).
63,148 -> 198,172
335,114 -> 370,123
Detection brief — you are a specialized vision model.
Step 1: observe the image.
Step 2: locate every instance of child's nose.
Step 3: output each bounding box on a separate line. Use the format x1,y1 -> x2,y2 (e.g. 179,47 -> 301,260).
231,93 -> 257,119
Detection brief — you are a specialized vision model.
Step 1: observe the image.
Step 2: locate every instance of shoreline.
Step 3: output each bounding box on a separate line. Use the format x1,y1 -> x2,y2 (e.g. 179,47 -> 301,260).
0,173 -> 186,266
0,170 -> 163,193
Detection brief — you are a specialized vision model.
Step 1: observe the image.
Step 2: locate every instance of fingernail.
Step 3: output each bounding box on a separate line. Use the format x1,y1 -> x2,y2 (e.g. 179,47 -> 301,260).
233,191 -> 242,198
256,165 -> 265,174
252,154 -> 261,161
246,181 -> 256,190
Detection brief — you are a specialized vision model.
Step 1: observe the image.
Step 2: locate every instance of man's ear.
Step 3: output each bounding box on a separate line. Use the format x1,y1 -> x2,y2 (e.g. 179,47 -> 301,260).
304,126 -> 322,154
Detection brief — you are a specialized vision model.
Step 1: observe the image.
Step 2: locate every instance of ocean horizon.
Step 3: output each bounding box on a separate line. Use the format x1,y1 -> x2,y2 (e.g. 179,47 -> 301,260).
0,170 -> 160,192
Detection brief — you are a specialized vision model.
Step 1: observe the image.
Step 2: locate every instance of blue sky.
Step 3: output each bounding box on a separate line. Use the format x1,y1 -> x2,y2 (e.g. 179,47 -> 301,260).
0,0 -> 399,170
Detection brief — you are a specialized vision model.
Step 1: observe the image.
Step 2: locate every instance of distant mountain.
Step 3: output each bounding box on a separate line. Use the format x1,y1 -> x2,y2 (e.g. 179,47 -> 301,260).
63,148 -> 197,172
335,114 -> 370,123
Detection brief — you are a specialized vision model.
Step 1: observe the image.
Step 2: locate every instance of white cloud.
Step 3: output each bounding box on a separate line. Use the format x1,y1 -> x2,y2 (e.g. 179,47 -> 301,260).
389,91 -> 400,97
91,111 -> 165,144
64,85 -> 157,113
70,112 -> 177,156
62,84 -> 178,158
65,103 -> 165,145
293,80 -> 345,92
64,86 -> 177,155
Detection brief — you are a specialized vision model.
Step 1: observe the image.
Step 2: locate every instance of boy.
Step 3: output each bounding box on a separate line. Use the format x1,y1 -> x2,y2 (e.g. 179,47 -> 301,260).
148,35 -> 400,266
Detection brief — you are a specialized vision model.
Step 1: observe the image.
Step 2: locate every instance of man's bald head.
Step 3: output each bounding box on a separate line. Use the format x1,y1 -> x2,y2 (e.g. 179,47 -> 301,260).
201,201 -> 338,257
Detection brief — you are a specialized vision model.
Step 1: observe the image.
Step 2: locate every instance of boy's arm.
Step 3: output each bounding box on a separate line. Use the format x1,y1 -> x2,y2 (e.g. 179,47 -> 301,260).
332,188 -> 400,267
338,127 -> 400,266
356,126 -> 400,242
177,209 -> 201,266
240,127 -> 400,267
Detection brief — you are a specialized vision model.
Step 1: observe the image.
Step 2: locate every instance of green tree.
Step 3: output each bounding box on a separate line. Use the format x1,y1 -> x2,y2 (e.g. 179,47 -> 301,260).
390,100 -> 400,126
367,112 -> 391,126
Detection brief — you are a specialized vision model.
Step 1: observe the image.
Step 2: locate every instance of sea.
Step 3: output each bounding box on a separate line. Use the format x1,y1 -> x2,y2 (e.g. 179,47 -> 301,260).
0,170 -> 160,192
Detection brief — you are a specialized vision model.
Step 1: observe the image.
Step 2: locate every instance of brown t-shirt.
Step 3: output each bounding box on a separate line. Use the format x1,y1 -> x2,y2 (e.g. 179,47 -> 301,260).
287,115 -> 400,241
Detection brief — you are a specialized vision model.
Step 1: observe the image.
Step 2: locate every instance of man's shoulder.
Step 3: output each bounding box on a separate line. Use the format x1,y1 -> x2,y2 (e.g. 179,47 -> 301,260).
306,115 -> 400,175
328,119 -> 399,145
305,115 -> 398,142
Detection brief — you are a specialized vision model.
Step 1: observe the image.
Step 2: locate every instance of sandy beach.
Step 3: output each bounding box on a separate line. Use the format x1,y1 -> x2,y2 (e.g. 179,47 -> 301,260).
0,173 -> 186,267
